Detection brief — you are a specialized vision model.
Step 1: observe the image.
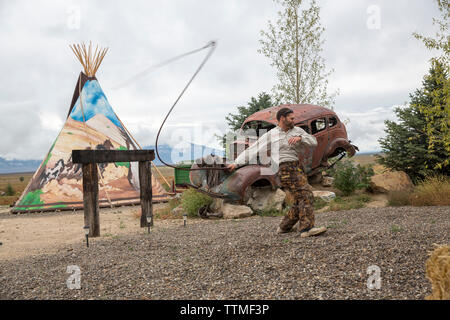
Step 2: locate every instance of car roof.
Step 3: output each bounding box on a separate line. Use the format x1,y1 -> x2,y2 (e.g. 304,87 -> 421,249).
242,104 -> 336,127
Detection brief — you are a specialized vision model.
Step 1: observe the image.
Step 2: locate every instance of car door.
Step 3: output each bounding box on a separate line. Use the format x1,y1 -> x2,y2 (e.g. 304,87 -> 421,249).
295,122 -> 313,173
309,117 -> 328,169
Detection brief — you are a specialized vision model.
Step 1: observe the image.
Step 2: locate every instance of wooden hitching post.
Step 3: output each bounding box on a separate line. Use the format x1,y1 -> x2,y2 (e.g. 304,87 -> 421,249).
82,162 -> 100,237
139,160 -> 153,228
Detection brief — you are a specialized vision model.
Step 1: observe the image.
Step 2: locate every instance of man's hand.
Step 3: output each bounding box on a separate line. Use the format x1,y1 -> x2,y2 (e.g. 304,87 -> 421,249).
288,136 -> 302,145
226,163 -> 237,172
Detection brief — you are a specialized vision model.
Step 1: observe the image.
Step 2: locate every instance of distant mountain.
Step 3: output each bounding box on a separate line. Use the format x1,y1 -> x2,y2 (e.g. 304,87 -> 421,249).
144,143 -> 224,166
0,157 -> 41,174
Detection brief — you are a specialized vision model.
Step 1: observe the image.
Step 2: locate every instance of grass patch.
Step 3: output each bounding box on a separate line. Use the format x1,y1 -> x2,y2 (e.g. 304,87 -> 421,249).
255,207 -> 287,217
391,225 -> 402,233
387,190 -> 412,206
328,194 -> 371,211
154,198 -> 183,220
410,175 -> 450,206
314,198 -> 329,210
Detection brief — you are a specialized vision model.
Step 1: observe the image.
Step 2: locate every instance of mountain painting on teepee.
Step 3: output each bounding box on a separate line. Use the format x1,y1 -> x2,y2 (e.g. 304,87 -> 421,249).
12,44 -> 168,212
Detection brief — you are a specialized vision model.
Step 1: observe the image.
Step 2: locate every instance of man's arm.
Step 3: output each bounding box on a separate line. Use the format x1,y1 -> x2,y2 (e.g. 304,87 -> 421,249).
227,131 -> 272,170
292,127 -> 317,148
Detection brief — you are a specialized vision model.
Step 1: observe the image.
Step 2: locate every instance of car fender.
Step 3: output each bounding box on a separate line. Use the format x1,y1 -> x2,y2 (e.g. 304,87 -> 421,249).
212,165 -> 278,203
325,138 -> 358,158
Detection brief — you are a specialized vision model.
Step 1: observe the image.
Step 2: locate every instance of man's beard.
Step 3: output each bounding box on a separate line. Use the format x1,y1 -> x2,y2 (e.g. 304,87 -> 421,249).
285,121 -> 294,129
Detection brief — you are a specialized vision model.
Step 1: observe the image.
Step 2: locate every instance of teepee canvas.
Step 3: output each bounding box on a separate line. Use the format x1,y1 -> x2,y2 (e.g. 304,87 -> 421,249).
12,43 -> 168,213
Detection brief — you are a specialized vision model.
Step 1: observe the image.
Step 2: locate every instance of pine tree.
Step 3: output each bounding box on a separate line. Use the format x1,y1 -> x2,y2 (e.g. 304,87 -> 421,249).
377,62 -> 449,183
413,0 -> 450,171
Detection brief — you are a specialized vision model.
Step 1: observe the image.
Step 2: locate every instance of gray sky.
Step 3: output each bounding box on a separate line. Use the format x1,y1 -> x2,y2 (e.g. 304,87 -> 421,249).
0,0 -> 442,160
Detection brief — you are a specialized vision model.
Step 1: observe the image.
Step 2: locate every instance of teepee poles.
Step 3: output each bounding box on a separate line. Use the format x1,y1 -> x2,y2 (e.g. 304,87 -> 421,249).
70,42 -> 108,77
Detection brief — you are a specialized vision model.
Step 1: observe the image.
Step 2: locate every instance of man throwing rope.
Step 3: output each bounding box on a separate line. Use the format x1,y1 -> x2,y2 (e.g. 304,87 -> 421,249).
227,107 -> 327,238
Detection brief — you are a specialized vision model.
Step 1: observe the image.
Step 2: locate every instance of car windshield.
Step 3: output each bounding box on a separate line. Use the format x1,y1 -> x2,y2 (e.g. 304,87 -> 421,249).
241,121 -> 276,138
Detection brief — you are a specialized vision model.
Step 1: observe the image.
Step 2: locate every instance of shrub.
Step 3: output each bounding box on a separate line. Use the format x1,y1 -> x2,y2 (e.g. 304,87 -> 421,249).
411,175 -> 450,206
5,183 -> 15,196
387,190 -> 412,206
19,176 -> 24,182
326,161 -> 375,196
181,189 -> 213,218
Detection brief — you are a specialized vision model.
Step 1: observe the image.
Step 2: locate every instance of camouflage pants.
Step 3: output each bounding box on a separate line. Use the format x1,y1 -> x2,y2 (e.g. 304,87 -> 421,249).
278,161 -> 315,232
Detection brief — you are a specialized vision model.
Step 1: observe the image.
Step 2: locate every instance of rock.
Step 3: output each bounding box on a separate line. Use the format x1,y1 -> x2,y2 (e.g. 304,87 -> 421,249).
313,191 -> 336,202
369,171 -> 414,194
247,188 -> 286,212
322,176 -> 334,187
210,198 -> 224,213
0,191 -> 5,196
221,203 -> 253,219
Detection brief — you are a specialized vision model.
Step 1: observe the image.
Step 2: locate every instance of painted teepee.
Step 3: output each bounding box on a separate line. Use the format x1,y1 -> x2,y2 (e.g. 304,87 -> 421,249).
12,43 -> 168,213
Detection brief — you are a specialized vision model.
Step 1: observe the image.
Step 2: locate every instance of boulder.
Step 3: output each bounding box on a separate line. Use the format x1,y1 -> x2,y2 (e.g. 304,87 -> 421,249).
221,203 -> 253,219
313,190 -> 336,202
322,176 -> 334,187
247,188 -> 286,212
210,198 -> 224,213
369,171 -> 414,194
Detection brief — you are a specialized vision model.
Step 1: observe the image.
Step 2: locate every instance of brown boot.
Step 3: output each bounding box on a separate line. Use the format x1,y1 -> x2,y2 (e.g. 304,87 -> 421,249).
276,227 -> 294,234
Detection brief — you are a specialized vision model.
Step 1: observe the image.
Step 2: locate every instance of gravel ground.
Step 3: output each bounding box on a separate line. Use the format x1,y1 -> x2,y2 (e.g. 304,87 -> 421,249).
0,206 -> 448,300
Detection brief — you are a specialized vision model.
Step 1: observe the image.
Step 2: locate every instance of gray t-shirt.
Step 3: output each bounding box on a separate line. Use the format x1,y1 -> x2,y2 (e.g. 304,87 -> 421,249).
233,125 -> 317,166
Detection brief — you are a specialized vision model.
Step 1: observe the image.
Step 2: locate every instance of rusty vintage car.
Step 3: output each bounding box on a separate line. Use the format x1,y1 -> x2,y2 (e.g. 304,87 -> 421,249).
190,104 -> 358,203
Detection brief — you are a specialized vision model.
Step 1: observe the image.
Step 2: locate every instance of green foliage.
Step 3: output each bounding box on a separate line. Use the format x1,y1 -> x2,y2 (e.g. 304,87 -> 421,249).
410,0 -> 450,173
181,189 -> 213,218
328,194 -> 371,211
218,92 -> 274,148
255,207 -> 287,217
258,0 -> 338,107
377,61 -> 449,182
413,0 -> 449,64
19,176 -> 24,182
5,183 -> 15,196
326,161 -> 374,196
313,197 -> 328,210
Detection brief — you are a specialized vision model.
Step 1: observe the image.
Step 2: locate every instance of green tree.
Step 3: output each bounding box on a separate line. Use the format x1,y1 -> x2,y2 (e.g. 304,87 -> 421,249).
19,176 -> 24,182
217,92 -> 274,148
377,62 -> 449,183
413,0 -> 449,170
413,0 -> 449,64
258,0 -> 338,108
5,183 -> 15,196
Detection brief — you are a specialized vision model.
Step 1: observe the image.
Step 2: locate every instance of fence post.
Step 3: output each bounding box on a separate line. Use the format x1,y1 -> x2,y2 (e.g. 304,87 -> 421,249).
139,160 -> 153,228
82,163 -> 100,237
